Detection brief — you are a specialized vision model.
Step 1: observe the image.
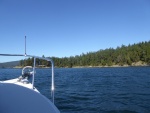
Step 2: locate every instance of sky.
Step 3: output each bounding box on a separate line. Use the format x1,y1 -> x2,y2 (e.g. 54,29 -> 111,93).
0,0 -> 150,62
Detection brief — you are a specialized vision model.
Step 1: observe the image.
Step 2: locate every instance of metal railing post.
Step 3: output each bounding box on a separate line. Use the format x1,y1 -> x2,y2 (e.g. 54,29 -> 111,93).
32,57 -> 36,89
50,60 -> 55,103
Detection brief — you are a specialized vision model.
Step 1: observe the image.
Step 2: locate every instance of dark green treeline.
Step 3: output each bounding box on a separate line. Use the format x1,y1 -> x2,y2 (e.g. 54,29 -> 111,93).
20,41 -> 150,67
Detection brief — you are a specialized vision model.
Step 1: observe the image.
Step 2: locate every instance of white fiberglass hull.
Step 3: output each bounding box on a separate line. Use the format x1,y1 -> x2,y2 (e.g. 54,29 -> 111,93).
0,79 -> 60,113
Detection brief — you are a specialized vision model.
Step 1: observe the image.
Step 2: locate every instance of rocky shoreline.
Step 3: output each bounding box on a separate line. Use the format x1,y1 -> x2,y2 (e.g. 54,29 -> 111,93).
13,61 -> 149,68
72,61 -> 149,68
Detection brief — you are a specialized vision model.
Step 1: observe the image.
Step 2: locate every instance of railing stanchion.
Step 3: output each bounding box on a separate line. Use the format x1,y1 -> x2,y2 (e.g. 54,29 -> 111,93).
51,60 -> 55,104
32,57 -> 36,89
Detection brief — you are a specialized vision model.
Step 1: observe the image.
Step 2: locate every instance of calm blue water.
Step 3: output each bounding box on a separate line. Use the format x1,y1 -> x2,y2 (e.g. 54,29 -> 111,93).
0,67 -> 150,113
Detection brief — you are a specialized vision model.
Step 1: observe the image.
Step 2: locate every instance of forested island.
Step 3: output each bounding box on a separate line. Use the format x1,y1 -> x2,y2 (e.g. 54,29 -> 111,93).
20,41 -> 150,68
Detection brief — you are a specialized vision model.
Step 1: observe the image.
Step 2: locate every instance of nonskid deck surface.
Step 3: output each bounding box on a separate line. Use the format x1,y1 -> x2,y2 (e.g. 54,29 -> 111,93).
0,82 -> 60,113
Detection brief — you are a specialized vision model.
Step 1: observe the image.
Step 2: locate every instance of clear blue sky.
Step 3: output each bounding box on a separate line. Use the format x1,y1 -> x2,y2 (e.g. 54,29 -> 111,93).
0,0 -> 150,62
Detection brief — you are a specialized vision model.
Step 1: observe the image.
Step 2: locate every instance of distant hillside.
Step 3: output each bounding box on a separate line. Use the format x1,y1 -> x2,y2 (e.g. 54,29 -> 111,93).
0,61 -> 20,68
20,41 -> 150,68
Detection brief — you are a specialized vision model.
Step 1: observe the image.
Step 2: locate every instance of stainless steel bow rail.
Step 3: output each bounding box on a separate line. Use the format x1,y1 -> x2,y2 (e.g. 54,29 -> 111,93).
0,54 -> 55,104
